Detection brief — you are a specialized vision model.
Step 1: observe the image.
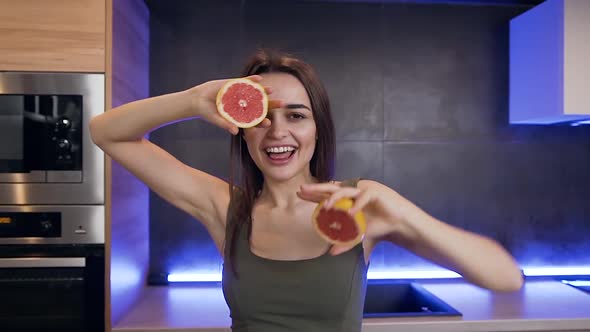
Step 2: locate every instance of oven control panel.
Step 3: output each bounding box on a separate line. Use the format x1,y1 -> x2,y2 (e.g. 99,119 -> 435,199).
0,212 -> 61,238
0,206 -> 104,244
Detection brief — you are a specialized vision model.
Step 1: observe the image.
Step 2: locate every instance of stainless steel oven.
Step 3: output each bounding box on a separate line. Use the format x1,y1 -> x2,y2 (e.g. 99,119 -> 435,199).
0,72 -> 106,331
0,72 -> 104,205
0,206 -> 105,332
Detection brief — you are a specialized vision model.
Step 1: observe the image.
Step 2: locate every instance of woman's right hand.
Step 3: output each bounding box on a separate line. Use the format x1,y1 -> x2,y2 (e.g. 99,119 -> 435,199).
188,75 -> 281,135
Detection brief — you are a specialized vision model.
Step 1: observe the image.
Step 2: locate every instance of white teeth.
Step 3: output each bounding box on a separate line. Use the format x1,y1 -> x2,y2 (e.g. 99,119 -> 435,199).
265,146 -> 295,153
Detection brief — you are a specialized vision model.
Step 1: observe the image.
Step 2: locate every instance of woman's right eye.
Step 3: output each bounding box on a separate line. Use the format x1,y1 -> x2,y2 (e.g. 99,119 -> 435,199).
289,113 -> 305,120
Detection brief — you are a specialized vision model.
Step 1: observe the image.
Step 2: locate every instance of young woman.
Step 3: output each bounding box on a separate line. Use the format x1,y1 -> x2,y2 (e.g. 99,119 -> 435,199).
90,50 -> 523,332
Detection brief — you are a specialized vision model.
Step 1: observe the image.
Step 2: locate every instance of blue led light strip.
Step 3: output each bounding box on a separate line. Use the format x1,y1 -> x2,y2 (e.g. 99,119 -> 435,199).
522,267 -> 590,276
168,273 -> 221,282
167,266 -> 590,282
562,280 -> 590,287
571,119 -> 590,126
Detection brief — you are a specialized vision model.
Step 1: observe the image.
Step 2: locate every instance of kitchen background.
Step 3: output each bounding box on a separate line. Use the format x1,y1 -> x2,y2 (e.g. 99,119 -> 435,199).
143,0 -> 590,280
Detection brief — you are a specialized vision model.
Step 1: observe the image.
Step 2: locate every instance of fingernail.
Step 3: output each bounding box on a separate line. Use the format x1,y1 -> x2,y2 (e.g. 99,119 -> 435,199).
329,248 -> 341,256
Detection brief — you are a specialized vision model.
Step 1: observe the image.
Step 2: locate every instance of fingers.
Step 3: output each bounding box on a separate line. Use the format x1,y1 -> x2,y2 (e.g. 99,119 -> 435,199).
298,182 -> 341,203
323,187 -> 361,209
349,190 -> 371,215
299,182 -> 358,208
300,182 -> 342,193
245,75 -> 263,82
330,242 -> 360,256
299,182 -> 371,216
228,126 -> 239,135
296,189 -> 331,203
255,118 -> 271,128
207,113 -> 238,135
268,99 -> 284,109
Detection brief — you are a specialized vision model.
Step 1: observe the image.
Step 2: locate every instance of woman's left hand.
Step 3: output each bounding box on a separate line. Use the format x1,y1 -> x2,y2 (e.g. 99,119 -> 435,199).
299,180 -> 524,292
297,180 -> 415,255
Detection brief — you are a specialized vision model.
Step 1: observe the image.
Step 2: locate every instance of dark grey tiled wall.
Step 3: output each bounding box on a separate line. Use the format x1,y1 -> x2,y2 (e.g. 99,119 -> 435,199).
146,0 -> 590,277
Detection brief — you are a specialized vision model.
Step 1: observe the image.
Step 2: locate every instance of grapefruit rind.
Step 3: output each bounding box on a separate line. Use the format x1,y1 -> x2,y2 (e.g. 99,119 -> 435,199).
312,198 -> 367,247
216,78 -> 269,128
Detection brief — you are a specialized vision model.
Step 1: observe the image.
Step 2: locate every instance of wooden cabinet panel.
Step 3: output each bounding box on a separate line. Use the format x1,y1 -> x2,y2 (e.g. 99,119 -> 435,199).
107,0 -> 150,328
0,0 -> 105,72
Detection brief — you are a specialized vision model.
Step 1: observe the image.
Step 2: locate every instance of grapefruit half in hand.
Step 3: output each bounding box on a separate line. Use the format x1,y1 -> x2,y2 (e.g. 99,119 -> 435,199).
312,198 -> 366,247
216,78 -> 268,128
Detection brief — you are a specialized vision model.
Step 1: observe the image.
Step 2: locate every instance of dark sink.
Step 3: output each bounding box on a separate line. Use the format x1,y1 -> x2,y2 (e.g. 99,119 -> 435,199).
562,280 -> 590,294
363,280 -> 462,318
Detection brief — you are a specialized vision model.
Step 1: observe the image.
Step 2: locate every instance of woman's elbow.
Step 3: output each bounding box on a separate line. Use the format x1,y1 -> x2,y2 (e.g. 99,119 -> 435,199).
487,267 -> 524,292
89,115 -> 107,147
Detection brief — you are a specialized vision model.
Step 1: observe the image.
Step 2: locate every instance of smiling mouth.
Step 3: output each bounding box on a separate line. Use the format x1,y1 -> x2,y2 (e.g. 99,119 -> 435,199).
264,146 -> 298,163
266,149 -> 296,160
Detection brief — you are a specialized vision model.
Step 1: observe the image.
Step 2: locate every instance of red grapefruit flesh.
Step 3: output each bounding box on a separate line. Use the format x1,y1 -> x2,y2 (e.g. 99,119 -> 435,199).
312,198 -> 366,247
216,78 -> 268,128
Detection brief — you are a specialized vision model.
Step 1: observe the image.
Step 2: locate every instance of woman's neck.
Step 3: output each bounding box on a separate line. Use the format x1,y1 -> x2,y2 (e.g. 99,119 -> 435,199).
258,173 -> 319,209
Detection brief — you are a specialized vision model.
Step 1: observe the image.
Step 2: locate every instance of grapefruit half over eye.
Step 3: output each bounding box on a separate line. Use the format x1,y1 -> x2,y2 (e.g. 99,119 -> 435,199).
216,78 -> 269,128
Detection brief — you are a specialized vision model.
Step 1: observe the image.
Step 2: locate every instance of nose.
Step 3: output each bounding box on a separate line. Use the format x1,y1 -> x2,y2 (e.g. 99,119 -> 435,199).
267,117 -> 289,139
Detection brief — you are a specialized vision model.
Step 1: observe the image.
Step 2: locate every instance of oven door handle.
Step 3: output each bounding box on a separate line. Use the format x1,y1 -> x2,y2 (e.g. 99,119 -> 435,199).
0,257 -> 85,268
0,171 -> 46,183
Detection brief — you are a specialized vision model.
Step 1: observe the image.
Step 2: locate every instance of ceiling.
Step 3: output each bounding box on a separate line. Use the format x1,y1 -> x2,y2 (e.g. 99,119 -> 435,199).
302,0 -> 545,5
145,0 -> 546,7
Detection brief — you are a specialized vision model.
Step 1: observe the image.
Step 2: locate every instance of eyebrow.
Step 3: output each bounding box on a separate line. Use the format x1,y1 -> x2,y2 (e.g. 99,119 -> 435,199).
285,103 -> 311,110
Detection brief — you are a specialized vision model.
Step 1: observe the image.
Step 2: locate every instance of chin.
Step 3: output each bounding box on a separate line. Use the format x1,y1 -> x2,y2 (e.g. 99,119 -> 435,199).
262,167 -> 301,182
256,151 -> 314,182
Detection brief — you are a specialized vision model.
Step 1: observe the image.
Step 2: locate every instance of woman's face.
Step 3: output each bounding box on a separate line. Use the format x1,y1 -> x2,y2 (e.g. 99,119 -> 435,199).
243,72 -> 317,182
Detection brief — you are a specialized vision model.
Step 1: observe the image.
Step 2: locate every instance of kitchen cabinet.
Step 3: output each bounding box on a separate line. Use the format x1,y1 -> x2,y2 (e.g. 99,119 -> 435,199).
0,1 -> 150,331
509,0 -> 590,124
0,0 -> 106,72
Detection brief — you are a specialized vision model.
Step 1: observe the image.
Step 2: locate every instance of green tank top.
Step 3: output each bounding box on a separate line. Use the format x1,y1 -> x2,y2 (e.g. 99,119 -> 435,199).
222,179 -> 368,332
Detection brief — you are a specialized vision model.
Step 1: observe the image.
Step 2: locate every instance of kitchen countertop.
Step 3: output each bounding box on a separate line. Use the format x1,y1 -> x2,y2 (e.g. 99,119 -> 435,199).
114,280 -> 590,332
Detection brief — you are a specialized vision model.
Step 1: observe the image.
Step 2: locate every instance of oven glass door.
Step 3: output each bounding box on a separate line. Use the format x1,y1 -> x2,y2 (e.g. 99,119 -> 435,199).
0,257 -> 87,332
0,95 -> 29,173
0,95 -> 82,181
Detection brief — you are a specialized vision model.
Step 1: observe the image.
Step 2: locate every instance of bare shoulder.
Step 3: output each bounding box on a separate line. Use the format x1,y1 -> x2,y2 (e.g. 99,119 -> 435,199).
328,178 -> 389,191
357,179 -> 389,191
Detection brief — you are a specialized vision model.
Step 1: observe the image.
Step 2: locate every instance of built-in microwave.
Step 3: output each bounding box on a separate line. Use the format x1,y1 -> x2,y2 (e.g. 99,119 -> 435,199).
0,72 -> 104,205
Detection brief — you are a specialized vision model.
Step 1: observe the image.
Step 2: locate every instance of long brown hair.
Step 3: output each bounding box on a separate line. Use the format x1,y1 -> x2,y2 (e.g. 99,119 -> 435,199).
224,49 -> 336,276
